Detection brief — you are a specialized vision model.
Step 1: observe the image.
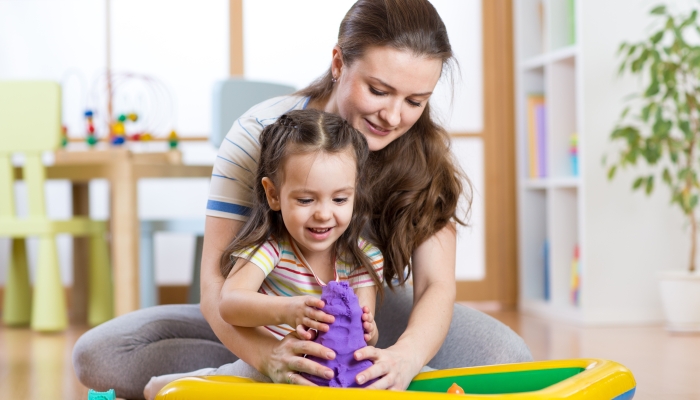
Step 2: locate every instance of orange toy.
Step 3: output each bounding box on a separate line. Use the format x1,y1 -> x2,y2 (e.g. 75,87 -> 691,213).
447,383 -> 465,394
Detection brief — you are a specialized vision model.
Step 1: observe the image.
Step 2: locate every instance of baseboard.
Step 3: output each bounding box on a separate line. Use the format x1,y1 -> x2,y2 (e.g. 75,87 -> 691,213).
0,286 -> 73,321
158,285 -> 190,305
0,284 -> 192,314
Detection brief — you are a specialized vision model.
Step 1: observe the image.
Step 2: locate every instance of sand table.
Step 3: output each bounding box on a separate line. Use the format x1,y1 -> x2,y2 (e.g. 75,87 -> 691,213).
301,281 -> 376,388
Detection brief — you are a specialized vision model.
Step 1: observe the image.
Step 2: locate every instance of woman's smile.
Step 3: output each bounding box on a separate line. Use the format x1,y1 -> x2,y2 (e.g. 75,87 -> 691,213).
364,118 -> 392,136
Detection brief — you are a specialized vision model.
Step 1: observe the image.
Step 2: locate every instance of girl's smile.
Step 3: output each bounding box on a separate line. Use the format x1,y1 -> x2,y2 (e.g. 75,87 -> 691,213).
306,227 -> 334,240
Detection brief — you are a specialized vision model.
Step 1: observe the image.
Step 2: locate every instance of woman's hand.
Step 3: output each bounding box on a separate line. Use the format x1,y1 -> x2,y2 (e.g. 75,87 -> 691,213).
352,344 -> 423,390
287,296 -> 335,340
263,332 -> 337,385
361,306 -> 378,345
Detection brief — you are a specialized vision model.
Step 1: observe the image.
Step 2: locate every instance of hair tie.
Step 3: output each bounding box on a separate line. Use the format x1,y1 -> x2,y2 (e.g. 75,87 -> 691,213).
278,115 -> 298,129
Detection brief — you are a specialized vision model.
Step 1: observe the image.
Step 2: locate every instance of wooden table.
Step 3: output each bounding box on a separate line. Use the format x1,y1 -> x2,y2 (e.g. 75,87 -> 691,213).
33,146 -> 211,318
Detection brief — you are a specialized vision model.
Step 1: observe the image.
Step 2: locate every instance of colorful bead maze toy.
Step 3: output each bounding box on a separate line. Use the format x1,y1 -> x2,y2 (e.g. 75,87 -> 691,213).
84,71 -> 176,146
85,110 -> 98,146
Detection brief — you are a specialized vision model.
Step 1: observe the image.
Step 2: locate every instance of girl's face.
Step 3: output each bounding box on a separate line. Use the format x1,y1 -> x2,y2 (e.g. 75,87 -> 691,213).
262,148 -> 357,262
326,46 -> 443,151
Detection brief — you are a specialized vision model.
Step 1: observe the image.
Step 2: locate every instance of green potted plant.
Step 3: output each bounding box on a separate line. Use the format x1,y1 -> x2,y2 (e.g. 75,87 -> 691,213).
607,4 -> 700,332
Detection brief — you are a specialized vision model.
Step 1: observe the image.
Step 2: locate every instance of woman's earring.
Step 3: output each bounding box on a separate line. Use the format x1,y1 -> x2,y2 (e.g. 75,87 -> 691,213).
332,76 -> 338,83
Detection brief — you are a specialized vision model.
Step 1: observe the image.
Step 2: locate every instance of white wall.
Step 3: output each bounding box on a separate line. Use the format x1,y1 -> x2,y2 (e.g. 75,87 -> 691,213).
580,0 -> 699,323
0,1 -> 107,137
110,0 -> 229,137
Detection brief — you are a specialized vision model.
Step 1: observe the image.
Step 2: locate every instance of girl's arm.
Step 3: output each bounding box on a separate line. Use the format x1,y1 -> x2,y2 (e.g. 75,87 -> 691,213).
354,286 -> 379,346
219,257 -> 334,332
200,216 -> 337,384
354,224 -> 457,389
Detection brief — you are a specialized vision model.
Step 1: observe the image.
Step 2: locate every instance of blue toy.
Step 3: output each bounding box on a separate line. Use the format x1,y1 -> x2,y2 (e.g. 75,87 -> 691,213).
87,388 -> 115,400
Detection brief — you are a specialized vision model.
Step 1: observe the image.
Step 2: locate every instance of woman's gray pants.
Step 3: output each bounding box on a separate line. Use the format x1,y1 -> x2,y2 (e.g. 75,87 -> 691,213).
73,286 -> 532,399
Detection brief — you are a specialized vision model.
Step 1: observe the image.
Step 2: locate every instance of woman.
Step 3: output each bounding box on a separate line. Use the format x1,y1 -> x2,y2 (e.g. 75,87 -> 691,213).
73,1 -> 532,398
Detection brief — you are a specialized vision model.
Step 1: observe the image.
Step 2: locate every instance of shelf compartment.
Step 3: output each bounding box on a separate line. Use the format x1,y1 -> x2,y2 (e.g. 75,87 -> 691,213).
546,56 -> 578,179
519,190 -> 549,301
517,69 -> 545,182
548,0 -> 576,51
514,0 -> 547,60
547,188 -> 580,309
519,45 -> 578,71
523,177 -> 580,189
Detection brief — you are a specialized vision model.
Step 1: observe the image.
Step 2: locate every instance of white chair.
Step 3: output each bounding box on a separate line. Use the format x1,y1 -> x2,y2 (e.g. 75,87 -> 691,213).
139,79 -> 295,307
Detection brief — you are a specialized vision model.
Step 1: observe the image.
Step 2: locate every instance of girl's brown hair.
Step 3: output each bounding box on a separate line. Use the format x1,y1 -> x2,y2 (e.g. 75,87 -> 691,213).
299,0 -> 471,288
220,109 -> 383,296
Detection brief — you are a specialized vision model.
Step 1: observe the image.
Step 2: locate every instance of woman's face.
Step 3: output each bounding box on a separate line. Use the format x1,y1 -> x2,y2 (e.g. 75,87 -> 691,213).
328,46 -> 443,151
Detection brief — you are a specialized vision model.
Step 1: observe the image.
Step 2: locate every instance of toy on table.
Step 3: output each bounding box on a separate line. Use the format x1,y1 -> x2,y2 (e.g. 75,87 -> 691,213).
84,71 -> 175,146
61,125 -> 68,147
155,358 -> 636,400
301,281 -> 377,388
84,110 -> 98,146
87,388 -> 115,400
168,130 -> 179,149
110,113 -> 138,145
111,118 -> 126,145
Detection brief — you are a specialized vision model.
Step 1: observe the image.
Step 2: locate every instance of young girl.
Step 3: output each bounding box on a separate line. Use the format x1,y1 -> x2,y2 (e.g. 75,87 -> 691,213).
144,109 -> 384,399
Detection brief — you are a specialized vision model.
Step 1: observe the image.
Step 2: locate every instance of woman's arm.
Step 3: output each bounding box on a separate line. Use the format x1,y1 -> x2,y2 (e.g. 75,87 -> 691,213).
354,224 -> 457,390
355,286 -> 379,346
200,216 -> 336,384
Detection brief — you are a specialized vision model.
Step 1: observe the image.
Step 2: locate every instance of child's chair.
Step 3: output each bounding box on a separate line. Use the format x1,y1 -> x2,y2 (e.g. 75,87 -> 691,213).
0,81 -> 113,331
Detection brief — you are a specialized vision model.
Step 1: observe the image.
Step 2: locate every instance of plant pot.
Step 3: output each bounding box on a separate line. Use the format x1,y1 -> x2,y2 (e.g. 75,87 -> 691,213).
658,271 -> 700,332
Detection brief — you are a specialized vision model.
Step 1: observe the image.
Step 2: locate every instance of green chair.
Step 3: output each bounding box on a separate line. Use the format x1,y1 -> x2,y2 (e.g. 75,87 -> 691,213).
0,81 -> 113,331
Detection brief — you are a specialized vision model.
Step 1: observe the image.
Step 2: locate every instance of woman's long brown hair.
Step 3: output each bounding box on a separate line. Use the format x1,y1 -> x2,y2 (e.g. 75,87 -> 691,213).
220,109 -> 384,297
298,0 -> 472,288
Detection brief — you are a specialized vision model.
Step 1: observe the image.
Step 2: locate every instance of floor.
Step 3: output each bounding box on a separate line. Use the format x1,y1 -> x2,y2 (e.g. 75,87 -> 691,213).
488,311 -> 700,399
1,310 -> 698,400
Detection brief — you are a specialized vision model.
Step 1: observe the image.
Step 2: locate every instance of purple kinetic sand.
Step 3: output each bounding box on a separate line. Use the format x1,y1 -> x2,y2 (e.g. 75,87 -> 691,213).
301,281 -> 376,388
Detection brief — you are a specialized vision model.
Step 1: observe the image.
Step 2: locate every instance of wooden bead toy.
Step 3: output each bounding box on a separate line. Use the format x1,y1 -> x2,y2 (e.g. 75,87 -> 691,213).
168,130 -> 179,149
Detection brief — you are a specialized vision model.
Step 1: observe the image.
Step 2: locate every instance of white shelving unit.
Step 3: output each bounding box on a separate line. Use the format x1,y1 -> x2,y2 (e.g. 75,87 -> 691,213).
514,0 -> 583,323
514,0 -> 692,326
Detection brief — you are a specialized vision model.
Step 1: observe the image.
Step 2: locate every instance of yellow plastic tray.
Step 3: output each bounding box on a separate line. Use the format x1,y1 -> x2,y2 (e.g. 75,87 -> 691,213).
155,358 -> 636,399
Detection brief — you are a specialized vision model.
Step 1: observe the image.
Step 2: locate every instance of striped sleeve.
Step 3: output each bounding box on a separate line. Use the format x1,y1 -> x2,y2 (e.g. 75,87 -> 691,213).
206,115 -> 261,221
348,239 -> 384,289
231,240 -> 281,276
206,95 -> 310,221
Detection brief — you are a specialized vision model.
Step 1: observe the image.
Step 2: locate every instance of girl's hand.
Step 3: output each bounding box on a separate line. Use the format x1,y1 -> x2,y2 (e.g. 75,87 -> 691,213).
361,305 -> 378,345
264,331 -> 336,385
352,345 -> 423,390
286,296 -> 334,340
